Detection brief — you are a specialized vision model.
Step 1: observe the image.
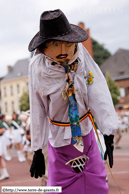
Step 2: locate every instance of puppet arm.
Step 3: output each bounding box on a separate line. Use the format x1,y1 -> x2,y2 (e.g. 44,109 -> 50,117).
79,43 -> 118,167
29,55 -> 49,151
79,43 -> 118,135
29,56 -> 49,178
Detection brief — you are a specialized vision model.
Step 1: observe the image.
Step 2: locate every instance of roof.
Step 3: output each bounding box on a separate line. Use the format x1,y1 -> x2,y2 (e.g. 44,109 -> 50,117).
100,49 -> 129,79
113,75 -> 129,81
2,58 -> 30,81
115,103 -> 129,108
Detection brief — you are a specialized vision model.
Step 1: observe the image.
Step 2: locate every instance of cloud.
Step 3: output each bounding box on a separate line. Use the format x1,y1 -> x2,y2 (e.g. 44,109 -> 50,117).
67,0 -> 129,53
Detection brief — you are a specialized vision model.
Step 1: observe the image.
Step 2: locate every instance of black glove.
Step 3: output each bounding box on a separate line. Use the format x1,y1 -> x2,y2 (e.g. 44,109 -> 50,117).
30,149 -> 45,178
104,135 -> 114,168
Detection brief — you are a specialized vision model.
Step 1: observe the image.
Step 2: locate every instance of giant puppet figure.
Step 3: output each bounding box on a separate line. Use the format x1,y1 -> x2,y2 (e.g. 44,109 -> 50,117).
28,9 -> 118,194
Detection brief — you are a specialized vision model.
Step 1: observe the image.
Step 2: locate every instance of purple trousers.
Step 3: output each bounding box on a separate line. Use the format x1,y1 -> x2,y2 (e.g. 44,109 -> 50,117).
47,129 -> 109,194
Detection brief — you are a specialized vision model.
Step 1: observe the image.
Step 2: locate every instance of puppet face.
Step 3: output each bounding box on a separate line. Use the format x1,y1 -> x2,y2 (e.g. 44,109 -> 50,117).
44,41 -> 76,63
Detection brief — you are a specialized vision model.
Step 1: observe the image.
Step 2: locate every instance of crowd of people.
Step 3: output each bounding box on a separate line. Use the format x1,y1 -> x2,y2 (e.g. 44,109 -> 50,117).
117,109 -> 129,132
114,108 -> 129,149
0,110 -> 48,186
0,111 -> 32,181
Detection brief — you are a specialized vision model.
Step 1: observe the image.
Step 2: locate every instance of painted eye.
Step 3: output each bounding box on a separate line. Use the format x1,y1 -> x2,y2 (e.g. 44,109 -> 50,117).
66,42 -> 73,47
53,41 -> 59,46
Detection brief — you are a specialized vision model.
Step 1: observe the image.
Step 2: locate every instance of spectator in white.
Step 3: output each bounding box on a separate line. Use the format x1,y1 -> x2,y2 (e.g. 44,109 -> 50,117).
114,115 -> 122,149
122,113 -> 129,132
0,115 -> 9,180
0,114 -> 13,161
21,111 -> 34,166
10,112 -> 26,162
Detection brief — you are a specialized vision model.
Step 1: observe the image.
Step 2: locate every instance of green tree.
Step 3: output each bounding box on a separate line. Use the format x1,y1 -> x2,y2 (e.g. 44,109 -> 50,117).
106,72 -> 120,106
92,38 -> 111,66
19,92 -> 30,111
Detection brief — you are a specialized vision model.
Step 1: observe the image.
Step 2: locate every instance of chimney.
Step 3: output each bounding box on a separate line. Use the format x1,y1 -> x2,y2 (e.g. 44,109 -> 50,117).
7,66 -> 12,73
78,22 -> 85,30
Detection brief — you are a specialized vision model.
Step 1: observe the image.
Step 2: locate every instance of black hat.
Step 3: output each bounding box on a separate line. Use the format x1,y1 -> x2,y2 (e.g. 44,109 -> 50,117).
28,9 -> 88,52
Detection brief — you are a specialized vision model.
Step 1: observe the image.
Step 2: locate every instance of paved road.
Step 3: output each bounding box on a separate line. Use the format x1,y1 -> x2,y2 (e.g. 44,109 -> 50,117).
0,132 -> 129,194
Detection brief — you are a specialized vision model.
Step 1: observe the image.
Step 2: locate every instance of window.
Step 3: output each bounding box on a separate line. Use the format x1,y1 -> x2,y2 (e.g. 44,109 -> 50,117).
5,102 -> 8,113
10,85 -> 13,96
17,84 -> 20,94
127,87 -> 129,95
12,101 -> 14,113
120,87 -> 125,97
125,87 -> 129,96
4,87 -> 6,97
119,71 -> 124,75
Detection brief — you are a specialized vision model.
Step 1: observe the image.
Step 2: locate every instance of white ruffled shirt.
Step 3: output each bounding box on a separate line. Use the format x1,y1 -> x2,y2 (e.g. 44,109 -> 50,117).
29,43 -> 118,151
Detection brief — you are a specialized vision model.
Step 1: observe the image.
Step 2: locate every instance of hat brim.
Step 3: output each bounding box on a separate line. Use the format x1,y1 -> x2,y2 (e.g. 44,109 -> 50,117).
28,24 -> 88,52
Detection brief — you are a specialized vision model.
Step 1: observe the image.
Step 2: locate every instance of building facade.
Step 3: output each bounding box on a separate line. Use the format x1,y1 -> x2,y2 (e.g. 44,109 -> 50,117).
114,76 -> 129,109
1,58 -> 29,116
100,49 -> 129,109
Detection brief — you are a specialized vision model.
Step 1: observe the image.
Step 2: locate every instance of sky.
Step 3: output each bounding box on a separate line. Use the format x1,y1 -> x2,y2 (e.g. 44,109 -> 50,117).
0,0 -> 129,77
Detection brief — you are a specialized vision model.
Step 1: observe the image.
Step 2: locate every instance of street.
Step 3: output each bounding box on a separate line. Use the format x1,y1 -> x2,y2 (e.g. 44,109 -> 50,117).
0,132 -> 129,194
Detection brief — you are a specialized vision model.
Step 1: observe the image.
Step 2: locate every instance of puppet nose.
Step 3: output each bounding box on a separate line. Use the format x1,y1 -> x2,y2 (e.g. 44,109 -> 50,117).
61,43 -> 66,54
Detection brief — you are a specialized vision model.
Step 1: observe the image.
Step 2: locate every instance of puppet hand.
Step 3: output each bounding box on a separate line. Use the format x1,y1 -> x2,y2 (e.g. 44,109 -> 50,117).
104,135 -> 114,168
30,149 -> 45,178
